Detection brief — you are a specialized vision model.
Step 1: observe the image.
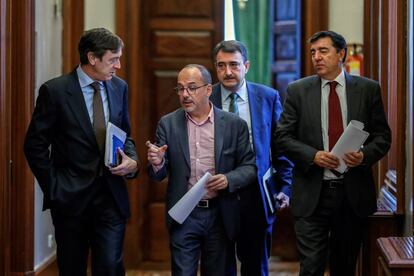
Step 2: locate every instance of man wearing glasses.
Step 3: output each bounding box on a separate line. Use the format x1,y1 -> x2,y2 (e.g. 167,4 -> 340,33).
210,40 -> 292,276
147,64 -> 256,275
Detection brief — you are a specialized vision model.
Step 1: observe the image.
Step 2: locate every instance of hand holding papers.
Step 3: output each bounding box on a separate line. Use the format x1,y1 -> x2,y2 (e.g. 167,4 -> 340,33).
330,120 -> 369,174
168,172 -> 212,224
105,122 -> 126,167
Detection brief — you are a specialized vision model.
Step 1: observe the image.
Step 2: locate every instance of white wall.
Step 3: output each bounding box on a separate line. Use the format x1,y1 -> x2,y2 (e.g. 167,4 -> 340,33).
329,0 -> 364,44
34,0 -> 62,270
85,0 -> 115,31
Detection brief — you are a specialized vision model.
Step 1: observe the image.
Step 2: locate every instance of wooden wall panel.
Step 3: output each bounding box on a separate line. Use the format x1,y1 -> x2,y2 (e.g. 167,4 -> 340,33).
10,0 -> 35,274
0,0 -> 35,275
301,0 -> 329,77
62,0 -> 84,73
359,0 -> 407,274
153,71 -> 180,120
0,0 -> 11,275
153,31 -> 212,58
151,0 -> 212,17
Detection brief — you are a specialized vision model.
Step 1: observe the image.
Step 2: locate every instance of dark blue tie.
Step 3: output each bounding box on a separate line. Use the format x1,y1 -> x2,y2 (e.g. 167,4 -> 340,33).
229,93 -> 239,116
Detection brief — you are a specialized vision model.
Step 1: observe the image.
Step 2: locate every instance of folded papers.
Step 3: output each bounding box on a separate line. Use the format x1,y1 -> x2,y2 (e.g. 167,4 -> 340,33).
104,122 -> 127,167
168,172 -> 212,224
331,120 -> 369,174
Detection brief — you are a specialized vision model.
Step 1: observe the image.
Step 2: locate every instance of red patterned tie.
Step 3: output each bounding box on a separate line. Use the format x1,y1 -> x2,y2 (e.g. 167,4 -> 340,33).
328,81 -> 343,150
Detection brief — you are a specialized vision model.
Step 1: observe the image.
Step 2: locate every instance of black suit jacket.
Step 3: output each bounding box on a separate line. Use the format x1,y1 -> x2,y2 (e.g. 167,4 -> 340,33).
24,69 -> 138,218
148,107 -> 257,240
274,74 -> 391,218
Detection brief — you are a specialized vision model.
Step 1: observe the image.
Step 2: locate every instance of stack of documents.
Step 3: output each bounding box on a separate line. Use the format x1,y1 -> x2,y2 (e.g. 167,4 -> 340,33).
104,122 -> 127,167
331,120 -> 369,173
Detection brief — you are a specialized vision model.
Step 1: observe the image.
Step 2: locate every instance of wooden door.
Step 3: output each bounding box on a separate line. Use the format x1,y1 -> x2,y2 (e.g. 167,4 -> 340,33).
117,0 -> 224,266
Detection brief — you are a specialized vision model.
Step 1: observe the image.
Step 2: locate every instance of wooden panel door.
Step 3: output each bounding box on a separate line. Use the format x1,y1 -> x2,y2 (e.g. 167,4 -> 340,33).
272,0 -> 301,104
117,0 -> 224,266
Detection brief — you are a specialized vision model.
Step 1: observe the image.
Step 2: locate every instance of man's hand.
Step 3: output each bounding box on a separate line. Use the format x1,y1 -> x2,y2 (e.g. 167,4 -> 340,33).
314,151 -> 340,169
205,174 -> 228,192
275,192 -> 290,209
343,151 -> 364,167
109,148 -> 138,176
146,140 -> 168,166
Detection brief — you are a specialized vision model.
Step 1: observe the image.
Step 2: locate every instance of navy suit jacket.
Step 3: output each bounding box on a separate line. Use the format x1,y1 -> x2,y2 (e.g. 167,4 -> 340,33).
274,74 -> 391,217
147,106 -> 257,241
24,69 -> 138,218
210,82 -> 292,224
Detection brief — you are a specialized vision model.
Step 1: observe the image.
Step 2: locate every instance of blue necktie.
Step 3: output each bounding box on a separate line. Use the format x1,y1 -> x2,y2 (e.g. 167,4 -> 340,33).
229,93 -> 239,116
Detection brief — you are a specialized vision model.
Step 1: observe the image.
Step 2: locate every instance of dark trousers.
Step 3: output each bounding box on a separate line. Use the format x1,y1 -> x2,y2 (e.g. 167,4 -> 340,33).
236,183 -> 270,276
169,205 -> 232,276
51,185 -> 126,276
294,181 -> 366,276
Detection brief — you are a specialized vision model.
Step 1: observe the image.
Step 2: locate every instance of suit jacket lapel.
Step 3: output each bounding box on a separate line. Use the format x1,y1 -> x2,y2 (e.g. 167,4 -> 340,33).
176,109 -> 191,169
307,77 -> 323,147
105,80 -> 121,124
246,82 -> 260,146
214,107 -> 225,169
65,70 -> 97,146
211,85 -> 223,108
345,74 -> 361,122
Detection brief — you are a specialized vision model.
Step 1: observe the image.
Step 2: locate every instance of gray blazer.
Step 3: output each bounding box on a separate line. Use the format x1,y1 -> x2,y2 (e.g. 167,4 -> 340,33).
274,73 -> 391,218
148,106 -> 257,240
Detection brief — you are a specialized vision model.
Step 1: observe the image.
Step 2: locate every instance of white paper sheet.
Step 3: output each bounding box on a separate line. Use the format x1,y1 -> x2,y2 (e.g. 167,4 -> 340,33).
168,172 -> 212,224
262,166 -> 275,214
331,120 -> 369,173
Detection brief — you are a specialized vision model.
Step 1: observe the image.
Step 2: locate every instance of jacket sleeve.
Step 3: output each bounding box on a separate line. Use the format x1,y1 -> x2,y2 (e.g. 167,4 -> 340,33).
23,84 -> 57,195
271,90 -> 293,196
225,119 -> 257,193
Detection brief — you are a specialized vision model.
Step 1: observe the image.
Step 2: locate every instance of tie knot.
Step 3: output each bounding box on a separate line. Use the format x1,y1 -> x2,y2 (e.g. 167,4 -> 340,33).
229,93 -> 238,100
91,82 -> 101,93
329,81 -> 338,90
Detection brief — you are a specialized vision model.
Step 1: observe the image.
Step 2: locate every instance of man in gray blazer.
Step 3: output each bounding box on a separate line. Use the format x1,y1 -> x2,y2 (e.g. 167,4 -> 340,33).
147,64 -> 256,276
274,31 -> 391,275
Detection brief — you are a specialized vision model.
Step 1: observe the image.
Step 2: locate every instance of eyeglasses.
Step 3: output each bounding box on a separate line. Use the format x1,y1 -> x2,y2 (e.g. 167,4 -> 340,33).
215,62 -> 242,71
174,84 -> 208,95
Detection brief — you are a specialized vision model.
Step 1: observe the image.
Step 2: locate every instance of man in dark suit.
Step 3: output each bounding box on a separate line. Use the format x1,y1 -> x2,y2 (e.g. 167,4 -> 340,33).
147,64 -> 256,276
210,40 -> 292,276
24,28 -> 139,276
274,31 -> 391,275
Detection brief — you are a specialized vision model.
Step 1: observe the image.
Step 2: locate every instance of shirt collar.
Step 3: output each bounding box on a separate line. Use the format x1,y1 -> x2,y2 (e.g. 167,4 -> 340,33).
185,103 -> 215,125
220,80 -> 248,102
321,70 -> 345,88
76,65 -> 104,89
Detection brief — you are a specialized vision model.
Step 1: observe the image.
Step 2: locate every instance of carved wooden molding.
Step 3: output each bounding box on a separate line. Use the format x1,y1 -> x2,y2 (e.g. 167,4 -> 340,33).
0,0 -> 11,274
364,0 -> 407,215
9,0 -> 35,274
